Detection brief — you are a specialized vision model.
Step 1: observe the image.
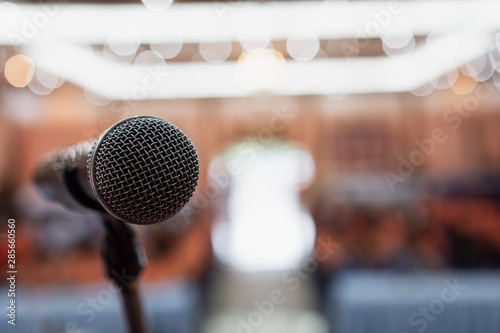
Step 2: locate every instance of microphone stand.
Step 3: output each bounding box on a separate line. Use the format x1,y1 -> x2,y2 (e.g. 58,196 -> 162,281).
100,213 -> 147,333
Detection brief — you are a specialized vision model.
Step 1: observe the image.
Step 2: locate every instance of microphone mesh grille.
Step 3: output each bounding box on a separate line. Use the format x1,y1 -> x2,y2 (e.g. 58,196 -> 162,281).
90,117 -> 199,225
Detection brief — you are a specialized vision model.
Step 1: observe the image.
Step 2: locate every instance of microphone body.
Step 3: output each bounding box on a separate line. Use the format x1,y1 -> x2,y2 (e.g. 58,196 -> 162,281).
33,116 -> 199,333
34,116 -> 199,225
35,141 -> 101,212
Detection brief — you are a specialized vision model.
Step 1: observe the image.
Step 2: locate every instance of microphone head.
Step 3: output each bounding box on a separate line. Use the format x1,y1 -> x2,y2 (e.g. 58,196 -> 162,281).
88,116 -> 199,225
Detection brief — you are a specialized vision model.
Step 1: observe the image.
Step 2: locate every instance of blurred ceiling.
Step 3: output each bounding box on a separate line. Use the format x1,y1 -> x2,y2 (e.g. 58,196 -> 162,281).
1,1 -> 499,100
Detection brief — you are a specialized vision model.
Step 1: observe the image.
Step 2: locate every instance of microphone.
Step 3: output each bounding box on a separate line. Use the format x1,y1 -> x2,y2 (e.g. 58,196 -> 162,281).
35,116 -> 199,225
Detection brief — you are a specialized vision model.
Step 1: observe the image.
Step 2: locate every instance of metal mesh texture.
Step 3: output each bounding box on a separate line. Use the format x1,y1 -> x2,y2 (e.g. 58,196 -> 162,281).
89,117 -> 199,224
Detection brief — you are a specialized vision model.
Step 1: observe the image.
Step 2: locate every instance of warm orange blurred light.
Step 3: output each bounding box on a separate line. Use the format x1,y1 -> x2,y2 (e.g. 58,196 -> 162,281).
451,71 -> 477,95
235,48 -> 287,91
4,54 -> 35,88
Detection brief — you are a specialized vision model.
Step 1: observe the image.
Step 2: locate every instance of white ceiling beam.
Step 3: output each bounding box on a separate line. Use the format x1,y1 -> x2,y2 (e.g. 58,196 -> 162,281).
1,1 -> 500,45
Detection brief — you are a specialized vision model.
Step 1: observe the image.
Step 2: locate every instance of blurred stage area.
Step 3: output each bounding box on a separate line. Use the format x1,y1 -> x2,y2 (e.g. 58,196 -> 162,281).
1,1 -> 500,333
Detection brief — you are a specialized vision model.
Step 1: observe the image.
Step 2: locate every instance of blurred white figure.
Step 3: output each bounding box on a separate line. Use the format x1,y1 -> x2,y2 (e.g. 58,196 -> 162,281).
211,141 -> 316,272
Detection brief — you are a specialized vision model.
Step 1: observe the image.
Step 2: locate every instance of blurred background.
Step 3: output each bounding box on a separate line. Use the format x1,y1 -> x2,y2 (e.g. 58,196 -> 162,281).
1,0 -> 500,332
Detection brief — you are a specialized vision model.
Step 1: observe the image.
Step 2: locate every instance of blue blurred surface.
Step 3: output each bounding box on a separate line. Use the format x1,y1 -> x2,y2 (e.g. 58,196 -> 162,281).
0,279 -> 201,333
327,270 -> 500,333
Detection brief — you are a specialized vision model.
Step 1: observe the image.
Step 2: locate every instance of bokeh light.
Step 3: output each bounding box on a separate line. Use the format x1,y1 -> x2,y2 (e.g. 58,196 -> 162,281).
238,20 -> 271,51
35,61 -> 65,90
383,37 -> 415,58
4,54 -> 35,88
133,50 -> 168,95
432,69 -> 458,90
134,49 -> 166,66
150,32 -> 183,59
199,38 -> 232,64
107,25 -> 141,57
381,18 -> 414,49
409,82 -> 435,97
489,44 -> 500,73
102,44 -> 137,64
463,54 -> 494,82
235,48 -> 287,91
426,28 -> 459,63
451,71 -> 478,95
287,29 -> 320,62
28,74 -> 54,96
493,71 -> 500,90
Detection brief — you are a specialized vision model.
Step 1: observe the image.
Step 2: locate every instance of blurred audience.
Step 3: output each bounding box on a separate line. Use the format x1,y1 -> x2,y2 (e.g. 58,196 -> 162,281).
312,173 -> 500,276
0,185 -> 213,287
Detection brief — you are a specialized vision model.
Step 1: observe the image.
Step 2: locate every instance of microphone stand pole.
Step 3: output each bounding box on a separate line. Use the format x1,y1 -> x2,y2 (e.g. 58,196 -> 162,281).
100,213 -> 147,333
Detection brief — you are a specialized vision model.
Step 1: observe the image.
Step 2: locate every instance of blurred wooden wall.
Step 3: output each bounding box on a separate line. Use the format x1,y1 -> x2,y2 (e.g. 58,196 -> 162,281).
2,81 -> 500,195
